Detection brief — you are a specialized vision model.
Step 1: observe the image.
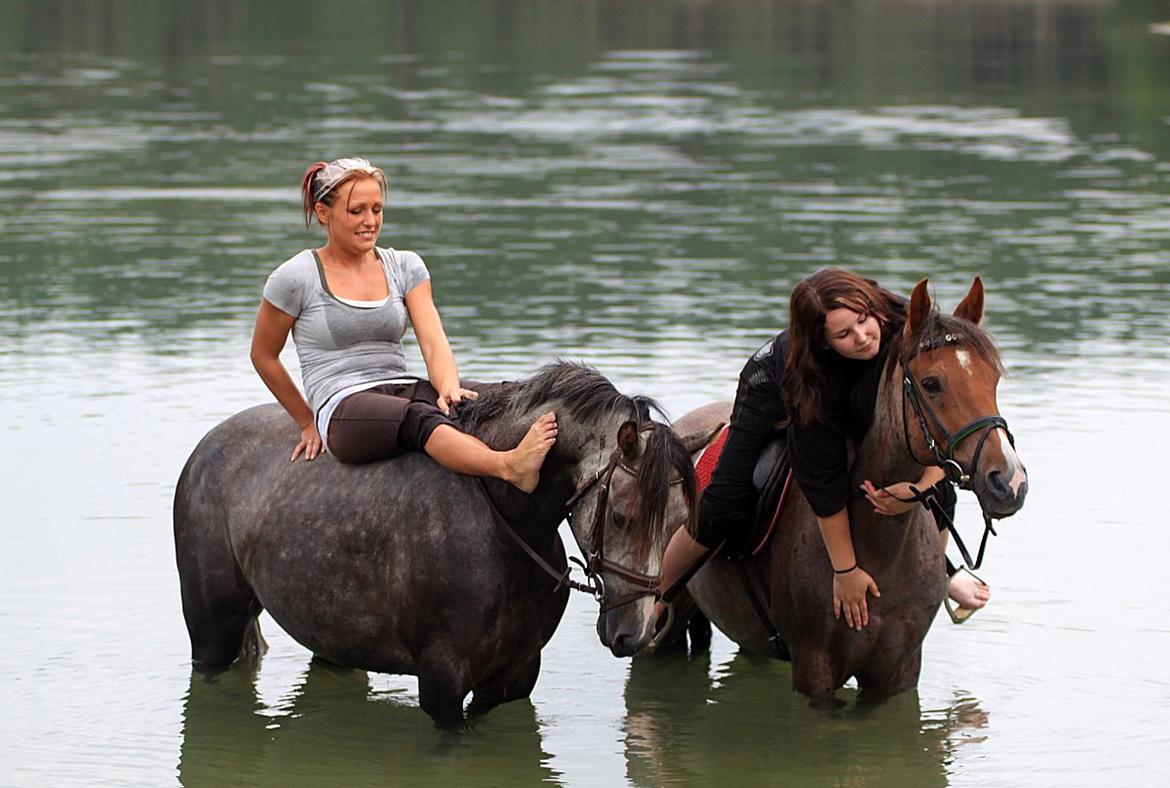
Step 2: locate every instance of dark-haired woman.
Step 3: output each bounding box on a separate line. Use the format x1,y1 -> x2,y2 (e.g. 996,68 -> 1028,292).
250,157 -> 557,491
657,267 -> 989,631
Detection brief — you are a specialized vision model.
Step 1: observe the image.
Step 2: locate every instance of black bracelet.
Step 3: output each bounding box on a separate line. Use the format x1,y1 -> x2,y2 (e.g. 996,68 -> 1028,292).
833,562 -> 858,575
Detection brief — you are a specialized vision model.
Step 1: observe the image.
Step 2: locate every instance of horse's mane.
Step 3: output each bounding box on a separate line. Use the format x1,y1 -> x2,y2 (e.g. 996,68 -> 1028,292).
460,360 -> 696,561
887,308 -> 1005,377
460,359 -> 664,429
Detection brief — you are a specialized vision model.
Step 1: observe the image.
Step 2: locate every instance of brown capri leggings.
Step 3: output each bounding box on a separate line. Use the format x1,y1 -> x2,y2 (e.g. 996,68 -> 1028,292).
327,379 -> 500,465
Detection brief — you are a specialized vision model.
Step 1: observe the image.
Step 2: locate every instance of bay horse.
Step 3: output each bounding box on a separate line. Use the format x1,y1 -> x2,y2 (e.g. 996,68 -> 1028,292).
173,361 -> 696,725
661,278 -> 1028,701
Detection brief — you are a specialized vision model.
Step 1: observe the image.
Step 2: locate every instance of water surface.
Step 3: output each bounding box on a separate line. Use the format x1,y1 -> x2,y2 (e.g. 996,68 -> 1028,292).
2,1 -> 1169,785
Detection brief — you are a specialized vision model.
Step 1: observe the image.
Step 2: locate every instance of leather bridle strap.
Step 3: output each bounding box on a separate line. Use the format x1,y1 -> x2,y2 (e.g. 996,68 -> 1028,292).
475,478 -> 599,597
888,481 -> 999,572
567,447 -> 661,611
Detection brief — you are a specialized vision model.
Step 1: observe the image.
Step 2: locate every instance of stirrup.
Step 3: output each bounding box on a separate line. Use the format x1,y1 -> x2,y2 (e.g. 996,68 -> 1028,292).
944,565 -> 988,625
646,601 -> 675,651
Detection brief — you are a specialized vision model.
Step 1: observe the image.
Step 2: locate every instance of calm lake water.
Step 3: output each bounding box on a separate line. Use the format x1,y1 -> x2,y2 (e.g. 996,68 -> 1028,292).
2,1 -> 1169,785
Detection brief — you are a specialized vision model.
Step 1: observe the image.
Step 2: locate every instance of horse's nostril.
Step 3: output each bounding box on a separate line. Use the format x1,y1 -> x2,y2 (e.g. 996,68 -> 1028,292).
988,470 -> 1008,497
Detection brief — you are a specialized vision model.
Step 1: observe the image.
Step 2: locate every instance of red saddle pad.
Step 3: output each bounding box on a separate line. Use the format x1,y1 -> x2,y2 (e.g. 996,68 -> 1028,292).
693,425 -> 793,558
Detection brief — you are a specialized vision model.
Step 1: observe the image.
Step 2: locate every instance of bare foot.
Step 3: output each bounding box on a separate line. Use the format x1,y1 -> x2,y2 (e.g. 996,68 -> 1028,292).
947,572 -> 991,612
503,412 -> 557,493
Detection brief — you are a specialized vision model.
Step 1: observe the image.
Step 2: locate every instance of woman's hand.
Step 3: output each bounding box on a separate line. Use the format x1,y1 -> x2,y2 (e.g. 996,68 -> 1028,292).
436,386 -> 479,416
861,480 -> 919,516
292,421 -> 324,462
833,566 -> 880,630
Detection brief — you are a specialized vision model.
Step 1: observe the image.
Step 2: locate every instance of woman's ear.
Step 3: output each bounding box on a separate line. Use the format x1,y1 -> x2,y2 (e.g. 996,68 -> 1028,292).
314,201 -> 330,228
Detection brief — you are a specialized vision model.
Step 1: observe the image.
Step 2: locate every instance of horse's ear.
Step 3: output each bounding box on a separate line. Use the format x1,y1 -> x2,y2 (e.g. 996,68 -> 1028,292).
904,278 -> 932,339
953,276 -> 985,326
617,421 -> 641,461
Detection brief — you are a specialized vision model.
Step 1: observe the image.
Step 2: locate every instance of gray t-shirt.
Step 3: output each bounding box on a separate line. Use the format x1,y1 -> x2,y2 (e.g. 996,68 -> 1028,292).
262,247 -> 430,413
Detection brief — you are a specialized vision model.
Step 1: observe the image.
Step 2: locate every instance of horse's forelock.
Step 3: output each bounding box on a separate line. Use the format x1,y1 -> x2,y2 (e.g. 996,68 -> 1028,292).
890,307 -> 1004,378
628,425 -> 698,562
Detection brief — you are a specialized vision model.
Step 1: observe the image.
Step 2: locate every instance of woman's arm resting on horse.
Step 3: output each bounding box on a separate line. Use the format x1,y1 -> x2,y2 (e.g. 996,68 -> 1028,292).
861,465 -> 947,516
817,507 -> 880,630
250,299 -> 323,461
404,281 -> 477,415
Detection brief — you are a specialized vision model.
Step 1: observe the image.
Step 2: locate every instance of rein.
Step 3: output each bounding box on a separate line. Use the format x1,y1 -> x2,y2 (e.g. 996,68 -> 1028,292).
899,343 -> 1016,571
475,478 -> 599,597
479,434 -> 681,613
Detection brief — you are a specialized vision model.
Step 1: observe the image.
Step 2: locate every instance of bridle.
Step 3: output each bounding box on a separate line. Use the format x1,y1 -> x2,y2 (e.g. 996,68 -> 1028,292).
899,334 -> 1016,569
565,437 -> 683,613
477,428 -> 682,612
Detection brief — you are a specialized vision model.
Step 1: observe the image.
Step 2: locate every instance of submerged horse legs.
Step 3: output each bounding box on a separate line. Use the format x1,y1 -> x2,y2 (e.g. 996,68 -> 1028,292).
175,484 -> 266,668
417,646 -> 474,728
790,643 -> 848,708
178,556 -> 266,669
468,650 -> 542,718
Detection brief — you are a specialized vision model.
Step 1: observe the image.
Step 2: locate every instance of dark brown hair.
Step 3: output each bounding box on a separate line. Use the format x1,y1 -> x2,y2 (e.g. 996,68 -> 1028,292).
781,267 -> 905,425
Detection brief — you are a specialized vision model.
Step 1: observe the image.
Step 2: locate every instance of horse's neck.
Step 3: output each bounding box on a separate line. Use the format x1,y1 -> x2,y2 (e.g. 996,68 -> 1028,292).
854,362 -> 921,501
475,410 -> 613,537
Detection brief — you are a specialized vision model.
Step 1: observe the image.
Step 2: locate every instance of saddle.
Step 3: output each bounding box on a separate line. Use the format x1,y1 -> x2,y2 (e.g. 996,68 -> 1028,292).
695,426 -> 793,558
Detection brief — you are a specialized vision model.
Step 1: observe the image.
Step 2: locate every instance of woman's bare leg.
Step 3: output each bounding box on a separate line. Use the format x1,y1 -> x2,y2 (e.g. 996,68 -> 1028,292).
423,412 -> 557,493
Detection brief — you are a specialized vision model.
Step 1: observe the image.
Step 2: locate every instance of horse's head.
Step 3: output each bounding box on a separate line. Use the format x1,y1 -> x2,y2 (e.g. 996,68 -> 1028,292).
899,277 -> 1028,519
568,420 -> 697,657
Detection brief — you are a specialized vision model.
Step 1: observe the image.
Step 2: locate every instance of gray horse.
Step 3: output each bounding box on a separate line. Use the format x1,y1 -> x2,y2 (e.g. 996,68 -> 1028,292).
174,361 -> 696,725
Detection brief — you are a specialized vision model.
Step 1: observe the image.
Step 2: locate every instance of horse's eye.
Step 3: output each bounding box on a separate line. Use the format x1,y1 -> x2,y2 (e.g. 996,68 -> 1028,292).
921,376 -> 942,394
611,511 -> 629,529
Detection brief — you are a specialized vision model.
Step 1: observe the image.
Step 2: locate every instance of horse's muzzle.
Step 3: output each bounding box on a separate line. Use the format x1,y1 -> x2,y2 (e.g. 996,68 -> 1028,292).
597,602 -> 653,657
977,462 -> 1028,519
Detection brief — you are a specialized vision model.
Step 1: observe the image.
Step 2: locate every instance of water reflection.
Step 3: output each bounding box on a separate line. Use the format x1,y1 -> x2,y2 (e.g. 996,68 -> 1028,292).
623,650 -> 992,787
178,659 -> 558,787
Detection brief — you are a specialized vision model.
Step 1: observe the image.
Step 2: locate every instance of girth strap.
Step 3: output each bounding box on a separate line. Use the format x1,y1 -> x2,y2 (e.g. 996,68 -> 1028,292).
734,557 -> 789,660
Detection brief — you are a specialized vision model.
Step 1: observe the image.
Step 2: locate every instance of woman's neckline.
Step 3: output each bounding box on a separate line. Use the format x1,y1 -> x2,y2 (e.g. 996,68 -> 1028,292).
311,249 -> 391,306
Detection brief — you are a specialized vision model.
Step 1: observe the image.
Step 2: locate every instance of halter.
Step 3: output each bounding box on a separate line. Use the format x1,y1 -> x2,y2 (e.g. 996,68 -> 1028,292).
899,334 -> 1016,569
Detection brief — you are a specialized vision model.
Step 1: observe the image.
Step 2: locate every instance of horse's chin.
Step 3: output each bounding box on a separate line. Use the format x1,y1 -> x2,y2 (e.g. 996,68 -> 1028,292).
973,464 -> 1029,520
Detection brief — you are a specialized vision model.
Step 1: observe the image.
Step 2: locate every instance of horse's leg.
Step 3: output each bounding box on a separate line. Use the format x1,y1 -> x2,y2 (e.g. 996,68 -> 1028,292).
417,648 -> 473,728
179,561 -> 265,669
175,484 -> 265,668
789,644 -> 846,710
467,649 -> 542,717
857,645 -> 923,700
